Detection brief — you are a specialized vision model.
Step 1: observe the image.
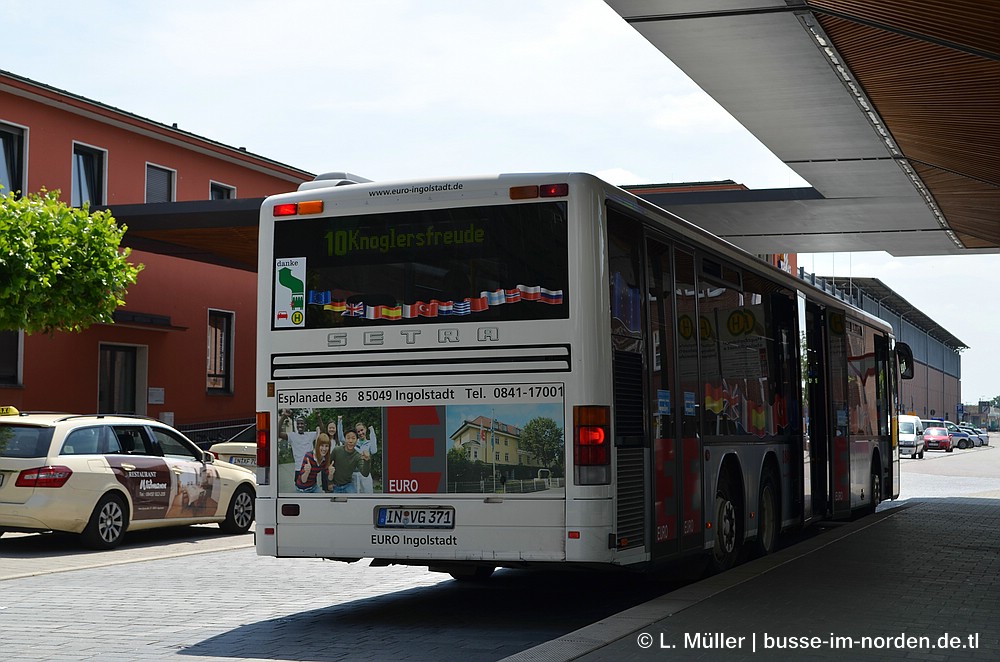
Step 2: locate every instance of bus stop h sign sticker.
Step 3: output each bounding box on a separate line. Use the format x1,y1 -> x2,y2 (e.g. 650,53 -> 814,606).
275,258 -> 306,328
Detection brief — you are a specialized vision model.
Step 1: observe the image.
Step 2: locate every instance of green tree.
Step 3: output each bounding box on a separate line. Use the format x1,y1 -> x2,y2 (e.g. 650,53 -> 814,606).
519,417 -> 564,472
0,189 -> 141,333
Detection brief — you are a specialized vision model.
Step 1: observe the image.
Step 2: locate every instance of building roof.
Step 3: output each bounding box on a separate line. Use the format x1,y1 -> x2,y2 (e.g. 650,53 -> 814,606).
816,275 -> 968,349
0,68 -> 314,183
606,0 -> 1000,256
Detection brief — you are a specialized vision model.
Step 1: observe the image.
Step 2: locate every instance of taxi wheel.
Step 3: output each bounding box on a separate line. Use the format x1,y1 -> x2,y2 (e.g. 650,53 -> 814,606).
81,493 -> 128,549
221,485 -> 255,534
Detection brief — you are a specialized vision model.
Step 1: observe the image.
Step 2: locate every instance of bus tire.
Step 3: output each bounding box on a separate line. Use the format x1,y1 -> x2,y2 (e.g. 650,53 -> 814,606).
752,468 -> 780,557
709,470 -> 742,573
865,457 -> 882,516
450,566 -> 495,581
81,493 -> 128,550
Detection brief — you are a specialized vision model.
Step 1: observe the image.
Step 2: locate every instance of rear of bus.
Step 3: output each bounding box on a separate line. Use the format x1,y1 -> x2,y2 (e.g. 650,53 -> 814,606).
254,173 -> 616,575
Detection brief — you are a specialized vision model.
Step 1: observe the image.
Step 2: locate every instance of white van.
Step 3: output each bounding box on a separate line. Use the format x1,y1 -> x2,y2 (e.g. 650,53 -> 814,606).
898,415 -> 924,459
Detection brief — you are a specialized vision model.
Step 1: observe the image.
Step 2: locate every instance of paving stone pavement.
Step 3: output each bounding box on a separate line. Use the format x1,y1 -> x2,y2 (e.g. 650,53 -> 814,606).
3,442 -> 998,662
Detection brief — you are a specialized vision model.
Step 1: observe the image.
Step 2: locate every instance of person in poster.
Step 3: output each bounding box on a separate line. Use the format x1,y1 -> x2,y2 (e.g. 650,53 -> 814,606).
296,433 -> 332,493
327,415 -> 345,447
278,409 -> 325,483
328,430 -> 371,493
352,420 -> 378,492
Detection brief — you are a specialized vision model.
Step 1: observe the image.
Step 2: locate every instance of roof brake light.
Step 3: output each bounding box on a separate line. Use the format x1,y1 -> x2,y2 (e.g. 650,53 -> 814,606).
509,183 -> 569,200
274,200 -> 324,216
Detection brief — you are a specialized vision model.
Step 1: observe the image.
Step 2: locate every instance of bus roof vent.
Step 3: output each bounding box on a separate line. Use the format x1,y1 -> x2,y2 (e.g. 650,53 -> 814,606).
298,172 -> 373,191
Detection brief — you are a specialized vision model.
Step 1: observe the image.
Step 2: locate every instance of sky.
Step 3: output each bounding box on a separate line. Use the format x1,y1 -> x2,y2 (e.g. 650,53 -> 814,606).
5,0 -> 998,402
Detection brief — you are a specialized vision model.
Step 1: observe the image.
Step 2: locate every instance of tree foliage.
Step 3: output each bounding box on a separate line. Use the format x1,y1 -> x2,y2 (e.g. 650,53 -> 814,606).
0,190 -> 142,333
519,417 -> 564,472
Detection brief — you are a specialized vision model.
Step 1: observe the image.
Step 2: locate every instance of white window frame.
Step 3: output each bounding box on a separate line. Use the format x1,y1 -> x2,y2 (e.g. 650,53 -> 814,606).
207,308 -> 235,394
209,180 -> 236,200
71,141 -> 108,207
0,120 -> 29,197
145,161 -> 177,203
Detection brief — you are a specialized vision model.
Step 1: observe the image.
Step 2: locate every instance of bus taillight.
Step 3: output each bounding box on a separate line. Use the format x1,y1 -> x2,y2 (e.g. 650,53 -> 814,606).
256,411 -> 271,468
509,183 -> 568,200
272,200 -> 324,216
574,405 -> 610,485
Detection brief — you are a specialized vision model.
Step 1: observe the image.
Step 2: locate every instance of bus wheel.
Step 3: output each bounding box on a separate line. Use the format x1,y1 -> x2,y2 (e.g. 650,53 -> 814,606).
450,566 -> 495,581
752,469 -> 779,557
709,472 -> 741,573
866,460 -> 882,515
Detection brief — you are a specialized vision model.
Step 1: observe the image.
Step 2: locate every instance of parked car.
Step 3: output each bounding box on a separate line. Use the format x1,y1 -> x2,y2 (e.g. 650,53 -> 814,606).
0,407 -> 256,549
897,414 -> 925,459
959,426 -> 988,447
209,424 -> 257,469
924,420 -> 972,449
922,426 -> 953,452
942,421 -> 973,449
974,428 -> 990,446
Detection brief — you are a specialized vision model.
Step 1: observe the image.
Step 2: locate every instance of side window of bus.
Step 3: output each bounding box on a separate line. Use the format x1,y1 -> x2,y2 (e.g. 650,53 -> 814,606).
698,265 -> 796,439
607,213 -> 642,350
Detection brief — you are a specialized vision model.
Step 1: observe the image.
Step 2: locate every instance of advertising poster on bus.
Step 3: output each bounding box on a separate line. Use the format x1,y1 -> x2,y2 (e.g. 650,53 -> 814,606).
274,384 -> 566,496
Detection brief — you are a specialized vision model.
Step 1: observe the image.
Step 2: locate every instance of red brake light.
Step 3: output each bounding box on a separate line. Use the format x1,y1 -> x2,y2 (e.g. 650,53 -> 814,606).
16,465 -> 73,488
273,203 -> 298,217
576,427 -> 608,465
540,183 -> 569,197
256,411 -> 271,468
574,406 -> 611,485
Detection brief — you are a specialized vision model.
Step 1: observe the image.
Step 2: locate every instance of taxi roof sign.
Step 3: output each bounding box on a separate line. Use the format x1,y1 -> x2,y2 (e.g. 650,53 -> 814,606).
0,405 -> 21,416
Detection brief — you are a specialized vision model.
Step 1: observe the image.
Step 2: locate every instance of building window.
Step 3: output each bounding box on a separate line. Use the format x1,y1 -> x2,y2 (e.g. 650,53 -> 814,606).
207,310 -> 234,393
0,122 -> 26,197
210,181 -> 235,199
146,164 -> 175,203
72,143 -> 105,207
0,330 -> 22,386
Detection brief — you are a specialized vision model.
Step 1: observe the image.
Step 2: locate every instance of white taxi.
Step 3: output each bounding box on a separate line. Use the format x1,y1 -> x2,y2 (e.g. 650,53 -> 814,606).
209,424 -> 257,468
0,406 -> 256,549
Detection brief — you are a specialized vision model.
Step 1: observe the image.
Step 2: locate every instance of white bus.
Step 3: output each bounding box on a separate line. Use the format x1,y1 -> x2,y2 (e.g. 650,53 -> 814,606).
254,172 -> 912,578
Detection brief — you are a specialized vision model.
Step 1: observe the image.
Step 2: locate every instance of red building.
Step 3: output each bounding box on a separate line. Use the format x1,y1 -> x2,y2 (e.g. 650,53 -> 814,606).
0,70 -> 312,438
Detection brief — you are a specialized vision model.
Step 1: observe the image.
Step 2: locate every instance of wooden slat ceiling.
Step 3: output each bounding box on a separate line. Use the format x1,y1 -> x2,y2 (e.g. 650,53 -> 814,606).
810,0 -> 1000,247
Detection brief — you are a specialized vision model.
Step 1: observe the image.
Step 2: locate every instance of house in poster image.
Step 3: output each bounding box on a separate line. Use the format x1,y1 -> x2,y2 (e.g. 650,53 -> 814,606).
0,69 -> 312,436
450,415 -> 543,469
